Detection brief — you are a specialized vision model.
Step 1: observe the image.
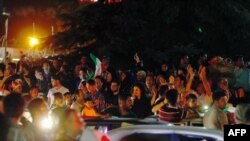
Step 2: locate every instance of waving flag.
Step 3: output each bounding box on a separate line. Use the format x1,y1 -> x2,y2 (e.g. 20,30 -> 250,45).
90,53 -> 102,77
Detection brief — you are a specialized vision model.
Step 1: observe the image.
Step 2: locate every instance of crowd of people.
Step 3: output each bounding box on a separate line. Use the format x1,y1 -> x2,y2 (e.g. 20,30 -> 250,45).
0,52 -> 250,141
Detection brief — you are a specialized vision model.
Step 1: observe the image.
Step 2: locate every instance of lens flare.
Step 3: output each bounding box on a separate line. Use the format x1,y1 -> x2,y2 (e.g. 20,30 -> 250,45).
203,105 -> 209,110
40,116 -> 52,130
29,37 -> 39,47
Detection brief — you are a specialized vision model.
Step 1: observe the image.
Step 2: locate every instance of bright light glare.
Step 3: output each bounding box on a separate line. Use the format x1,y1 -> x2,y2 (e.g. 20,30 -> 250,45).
23,111 -> 32,122
98,126 -> 108,134
203,105 -> 209,110
12,58 -> 20,61
29,37 -> 39,47
228,107 -> 236,113
40,116 -> 52,130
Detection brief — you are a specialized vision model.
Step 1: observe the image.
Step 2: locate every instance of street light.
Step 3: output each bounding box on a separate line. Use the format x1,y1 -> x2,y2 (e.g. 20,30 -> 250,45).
29,37 -> 39,57
29,37 -> 39,47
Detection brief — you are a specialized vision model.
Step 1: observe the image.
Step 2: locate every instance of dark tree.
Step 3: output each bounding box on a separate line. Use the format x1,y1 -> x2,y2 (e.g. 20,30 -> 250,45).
45,0 -> 250,69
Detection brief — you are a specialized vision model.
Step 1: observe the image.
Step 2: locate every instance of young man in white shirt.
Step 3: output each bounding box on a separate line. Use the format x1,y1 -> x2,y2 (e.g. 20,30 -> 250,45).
47,75 -> 69,108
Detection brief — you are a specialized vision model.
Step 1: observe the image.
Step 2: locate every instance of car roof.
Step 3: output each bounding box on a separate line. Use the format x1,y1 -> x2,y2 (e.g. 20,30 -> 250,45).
108,125 -> 223,141
84,117 -> 170,127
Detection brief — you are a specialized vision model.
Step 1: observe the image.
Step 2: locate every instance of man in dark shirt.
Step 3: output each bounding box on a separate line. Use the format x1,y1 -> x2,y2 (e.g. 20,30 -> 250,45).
85,80 -> 106,113
105,94 -> 136,118
105,80 -> 120,106
1,63 -> 21,92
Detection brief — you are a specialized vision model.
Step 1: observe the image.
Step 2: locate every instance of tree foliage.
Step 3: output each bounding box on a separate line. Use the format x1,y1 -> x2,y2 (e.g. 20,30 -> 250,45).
46,0 -> 250,68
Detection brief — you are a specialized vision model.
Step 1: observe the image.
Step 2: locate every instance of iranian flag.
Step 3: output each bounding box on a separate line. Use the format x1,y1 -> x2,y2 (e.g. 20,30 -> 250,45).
90,53 -> 102,77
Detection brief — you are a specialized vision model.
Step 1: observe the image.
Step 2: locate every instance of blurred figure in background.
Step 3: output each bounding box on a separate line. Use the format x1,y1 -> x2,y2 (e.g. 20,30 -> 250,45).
3,93 -> 29,141
74,56 -> 88,77
79,81 -> 88,95
50,92 -> 65,110
18,63 -> 36,93
136,70 -> 146,83
94,76 -> 105,94
0,63 -> 20,94
203,91 -> 228,130
104,94 -> 136,118
27,98 -> 50,141
71,90 -> 85,114
235,99 -> 250,124
119,70 -> 133,95
54,108 -> 109,141
0,113 -> 9,141
153,89 -> 187,122
0,96 -> 4,114
42,61 -> 54,84
54,109 -> 83,141
0,63 -> 5,81
183,94 -> 200,119
64,92 -> 73,109
23,86 -> 40,104
145,74 -> 158,106
86,80 -> 106,113
81,97 -> 99,117
35,68 -> 49,97
131,83 -> 152,118
57,65 -> 74,93
105,80 -> 120,106
233,55 -> 250,96
47,75 -> 69,108
245,107 -> 250,125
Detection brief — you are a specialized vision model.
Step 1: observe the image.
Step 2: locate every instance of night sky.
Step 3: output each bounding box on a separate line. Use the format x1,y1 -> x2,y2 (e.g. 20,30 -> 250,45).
4,0 -> 54,9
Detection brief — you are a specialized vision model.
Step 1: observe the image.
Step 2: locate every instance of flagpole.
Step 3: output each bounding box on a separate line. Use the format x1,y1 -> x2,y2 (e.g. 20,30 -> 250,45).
2,11 -> 10,62
4,17 -> 8,60
33,22 -> 35,35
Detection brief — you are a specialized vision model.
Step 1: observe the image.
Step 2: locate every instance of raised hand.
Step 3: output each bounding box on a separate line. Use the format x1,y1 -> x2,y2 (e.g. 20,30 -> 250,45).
187,64 -> 195,77
199,66 -> 206,80
134,53 -> 140,63
163,98 -> 168,104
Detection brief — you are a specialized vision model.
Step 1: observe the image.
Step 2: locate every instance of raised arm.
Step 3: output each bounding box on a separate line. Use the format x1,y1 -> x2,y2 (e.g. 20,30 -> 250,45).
133,53 -> 143,70
199,66 -> 212,96
0,71 -> 11,88
150,86 -> 158,106
185,64 -> 195,92
152,98 -> 167,113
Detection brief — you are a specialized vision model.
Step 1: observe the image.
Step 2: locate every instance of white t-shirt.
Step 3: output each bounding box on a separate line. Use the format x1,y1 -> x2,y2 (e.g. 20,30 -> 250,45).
203,105 -> 228,130
47,86 -> 69,98
47,86 -> 69,106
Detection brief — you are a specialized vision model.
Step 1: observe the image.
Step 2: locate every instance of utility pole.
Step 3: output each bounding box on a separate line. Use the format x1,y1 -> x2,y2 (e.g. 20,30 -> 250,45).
2,11 -> 10,61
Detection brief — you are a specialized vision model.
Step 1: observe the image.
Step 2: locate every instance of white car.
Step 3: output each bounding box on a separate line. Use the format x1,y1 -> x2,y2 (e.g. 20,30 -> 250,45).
108,125 -> 223,141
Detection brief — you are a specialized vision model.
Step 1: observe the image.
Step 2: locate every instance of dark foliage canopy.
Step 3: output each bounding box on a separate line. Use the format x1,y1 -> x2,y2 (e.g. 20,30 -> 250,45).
46,0 -> 250,69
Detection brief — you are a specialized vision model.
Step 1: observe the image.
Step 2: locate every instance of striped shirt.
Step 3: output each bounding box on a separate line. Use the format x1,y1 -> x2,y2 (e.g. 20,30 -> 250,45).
158,105 -> 187,122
